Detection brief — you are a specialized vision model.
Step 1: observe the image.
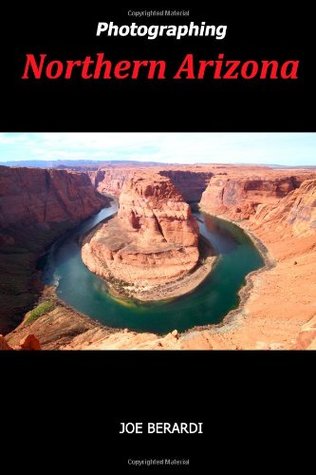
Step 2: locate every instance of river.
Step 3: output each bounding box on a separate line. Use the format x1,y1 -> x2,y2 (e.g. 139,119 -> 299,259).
41,200 -> 264,334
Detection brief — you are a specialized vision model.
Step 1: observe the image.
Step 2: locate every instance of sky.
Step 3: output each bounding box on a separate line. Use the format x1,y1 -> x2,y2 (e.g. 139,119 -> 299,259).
0,133 -> 315,166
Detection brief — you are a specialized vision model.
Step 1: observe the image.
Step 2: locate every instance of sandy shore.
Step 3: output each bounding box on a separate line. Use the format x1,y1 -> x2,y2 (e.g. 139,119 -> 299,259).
180,215 -> 273,336
114,256 -> 217,302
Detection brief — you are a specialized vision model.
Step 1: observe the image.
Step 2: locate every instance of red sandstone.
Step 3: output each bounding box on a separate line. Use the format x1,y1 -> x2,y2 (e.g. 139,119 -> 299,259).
81,172 -> 204,300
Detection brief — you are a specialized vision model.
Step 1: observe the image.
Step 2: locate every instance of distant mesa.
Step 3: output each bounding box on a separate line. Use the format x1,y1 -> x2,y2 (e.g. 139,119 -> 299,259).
0,159 -> 171,169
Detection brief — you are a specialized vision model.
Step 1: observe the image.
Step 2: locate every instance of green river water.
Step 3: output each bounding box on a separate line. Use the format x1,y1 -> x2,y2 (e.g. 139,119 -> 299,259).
42,201 -> 264,334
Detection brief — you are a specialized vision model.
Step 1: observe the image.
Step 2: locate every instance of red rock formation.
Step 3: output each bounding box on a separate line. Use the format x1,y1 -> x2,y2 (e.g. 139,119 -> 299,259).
0,333 -> 41,350
252,179 -> 316,236
295,315 -> 316,350
94,167 -> 135,196
200,172 -> 316,350
93,166 -> 213,203
0,166 -> 109,333
0,166 -> 107,227
19,334 -> 41,350
118,174 -> 199,247
0,334 -> 12,350
200,174 -> 303,220
201,171 -> 316,237
82,173 -> 200,299
159,170 -> 213,203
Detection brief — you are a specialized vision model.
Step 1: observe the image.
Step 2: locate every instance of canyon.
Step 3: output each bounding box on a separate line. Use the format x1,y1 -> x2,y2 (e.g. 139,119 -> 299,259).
1,163 -> 316,350
0,166 -> 108,333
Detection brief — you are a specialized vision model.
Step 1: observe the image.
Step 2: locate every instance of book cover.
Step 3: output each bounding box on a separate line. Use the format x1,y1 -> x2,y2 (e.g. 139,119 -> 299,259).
0,3 -> 314,471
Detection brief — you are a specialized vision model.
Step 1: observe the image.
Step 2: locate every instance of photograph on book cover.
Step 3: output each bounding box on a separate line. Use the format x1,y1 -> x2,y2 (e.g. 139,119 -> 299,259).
0,5 -> 315,355
0,132 -> 315,351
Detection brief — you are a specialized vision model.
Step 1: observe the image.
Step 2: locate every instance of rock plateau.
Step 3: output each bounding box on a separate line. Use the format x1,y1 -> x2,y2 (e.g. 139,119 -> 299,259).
82,172 -> 210,300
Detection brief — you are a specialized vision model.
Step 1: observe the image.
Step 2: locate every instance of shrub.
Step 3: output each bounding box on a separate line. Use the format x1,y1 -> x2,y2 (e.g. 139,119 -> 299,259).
26,300 -> 55,324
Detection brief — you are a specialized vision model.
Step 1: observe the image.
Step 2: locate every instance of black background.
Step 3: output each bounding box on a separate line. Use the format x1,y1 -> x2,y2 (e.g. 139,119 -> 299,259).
1,2 -> 314,473
2,351 -> 312,471
0,3 -> 315,131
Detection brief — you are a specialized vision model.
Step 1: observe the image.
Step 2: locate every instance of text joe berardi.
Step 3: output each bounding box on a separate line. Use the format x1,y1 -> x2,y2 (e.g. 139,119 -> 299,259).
119,422 -> 204,434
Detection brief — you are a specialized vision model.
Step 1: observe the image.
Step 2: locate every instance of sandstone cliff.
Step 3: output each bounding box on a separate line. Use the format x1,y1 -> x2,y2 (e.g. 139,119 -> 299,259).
0,166 -> 109,333
92,166 -> 214,203
159,170 -> 213,202
200,171 -> 316,235
118,173 -> 199,247
82,173 -> 205,300
200,174 -> 304,220
0,166 -> 108,228
251,179 -> 316,237
93,167 -> 134,196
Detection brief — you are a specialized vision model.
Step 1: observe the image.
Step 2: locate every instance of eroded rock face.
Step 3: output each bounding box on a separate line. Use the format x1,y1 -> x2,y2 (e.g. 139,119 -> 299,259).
118,174 -> 199,247
19,334 -> 41,350
0,166 -> 106,227
93,168 -> 134,196
82,173 -> 200,299
159,170 -> 213,203
252,179 -> 316,236
295,315 -> 316,350
0,335 -> 12,350
93,166 -> 213,203
200,175 -> 302,220
200,172 -> 316,350
0,333 -> 41,350
0,166 -> 109,333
